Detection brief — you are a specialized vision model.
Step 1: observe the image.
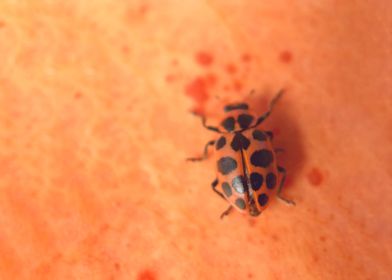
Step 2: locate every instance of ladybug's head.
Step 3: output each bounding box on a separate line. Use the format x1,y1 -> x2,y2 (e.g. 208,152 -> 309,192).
219,102 -> 255,132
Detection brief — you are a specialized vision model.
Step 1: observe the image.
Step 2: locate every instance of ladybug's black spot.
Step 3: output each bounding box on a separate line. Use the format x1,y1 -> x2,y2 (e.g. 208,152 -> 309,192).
215,136 -> 226,150
238,114 -> 254,129
222,182 -> 232,197
258,193 -> 269,206
221,117 -> 235,132
266,172 -> 277,189
224,103 -> 249,112
250,149 -> 273,168
252,130 -> 267,141
250,172 -> 263,191
217,157 -> 237,175
232,176 -> 246,194
235,198 -> 246,209
230,133 -> 250,151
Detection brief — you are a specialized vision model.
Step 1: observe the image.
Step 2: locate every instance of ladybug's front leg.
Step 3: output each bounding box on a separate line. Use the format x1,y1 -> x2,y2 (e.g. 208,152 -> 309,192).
187,140 -> 215,162
277,166 -> 296,205
252,90 -> 284,128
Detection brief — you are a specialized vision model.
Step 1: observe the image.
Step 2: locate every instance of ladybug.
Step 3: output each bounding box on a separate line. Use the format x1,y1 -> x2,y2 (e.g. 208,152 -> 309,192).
188,90 -> 295,218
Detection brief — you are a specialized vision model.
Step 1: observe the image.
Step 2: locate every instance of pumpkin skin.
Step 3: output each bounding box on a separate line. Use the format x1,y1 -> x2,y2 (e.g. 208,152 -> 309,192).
0,1 -> 390,280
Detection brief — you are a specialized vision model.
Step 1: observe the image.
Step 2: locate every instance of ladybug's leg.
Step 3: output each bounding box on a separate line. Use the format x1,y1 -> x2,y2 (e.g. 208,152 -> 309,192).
192,113 -> 222,133
220,205 -> 233,219
210,179 -> 232,218
187,140 -> 215,161
277,166 -> 296,205
252,90 -> 284,127
211,178 -> 226,200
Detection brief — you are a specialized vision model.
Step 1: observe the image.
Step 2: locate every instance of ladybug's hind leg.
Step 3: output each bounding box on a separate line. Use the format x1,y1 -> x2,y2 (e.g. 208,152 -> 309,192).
211,178 -> 225,200
220,205 -> 233,219
277,166 -> 296,205
211,179 -> 233,219
187,140 -> 215,161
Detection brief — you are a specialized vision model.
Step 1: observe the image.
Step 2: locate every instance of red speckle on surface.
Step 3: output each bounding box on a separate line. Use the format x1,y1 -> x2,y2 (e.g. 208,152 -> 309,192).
171,59 -> 178,66
74,92 -> 82,99
122,45 -> 130,54
248,273 -> 253,278
223,85 -> 230,91
204,73 -> 217,86
271,234 -> 280,242
225,63 -> 237,74
307,168 -> 324,186
114,262 -> 120,271
195,51 -> 214,67
284,175 -> 293,188
241,53 -> 252,62
279,50 -> 293,63
233,80 -> 243,92
0,20 -> 5,28
139,4 -> 149,15
248,218 -> 256,227
137,269 -> 156,280
272,128 -> 281,137
165,74 -> 176,83
185,77 -> 209,114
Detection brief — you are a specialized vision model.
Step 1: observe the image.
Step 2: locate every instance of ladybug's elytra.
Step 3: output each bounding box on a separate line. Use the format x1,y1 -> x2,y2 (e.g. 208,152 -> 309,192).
188,90 -> 295,218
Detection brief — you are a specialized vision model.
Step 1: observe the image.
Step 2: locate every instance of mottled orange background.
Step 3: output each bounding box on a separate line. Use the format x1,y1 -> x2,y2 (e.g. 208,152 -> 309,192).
0,1 -> 391,280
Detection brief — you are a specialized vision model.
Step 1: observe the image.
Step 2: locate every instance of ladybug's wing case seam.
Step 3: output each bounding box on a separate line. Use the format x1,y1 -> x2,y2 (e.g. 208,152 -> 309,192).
214,134 -> 250,213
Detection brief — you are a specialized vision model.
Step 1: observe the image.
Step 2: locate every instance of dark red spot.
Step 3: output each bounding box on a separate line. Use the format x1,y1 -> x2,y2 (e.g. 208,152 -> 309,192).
223,85 -> 230,91
225,63 -> 237,74
279,50 -> 293,63
248,273 -> 253,278
312,254 -> 319,263
284,175 -> 293,188
165,74 -> 176,83
271,234 -> 279,242
114,263 -> 120,271
233,80 -> 242,92
248,218 -> 256,227
171,59 -> 178,66
307,168 -> 323,186
74,92 -> 82,99
204,73 -> 217,86
195,51 -> 213,67
0,21 -> 5,28
272,128 -> 281,136
241,53 -> 252,62
185,77 -> 209,114
320,236 -> 326,242
122,45 -> 130,54
139,4 -> 149,15
137,269 -> 156,280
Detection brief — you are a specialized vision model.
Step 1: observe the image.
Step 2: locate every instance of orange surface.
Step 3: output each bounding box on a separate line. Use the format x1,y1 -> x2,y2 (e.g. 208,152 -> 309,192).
0,1 -> 391,280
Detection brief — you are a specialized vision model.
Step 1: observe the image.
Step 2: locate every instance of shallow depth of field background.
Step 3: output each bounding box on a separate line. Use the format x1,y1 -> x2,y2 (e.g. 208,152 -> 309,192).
0,1 -> 391,280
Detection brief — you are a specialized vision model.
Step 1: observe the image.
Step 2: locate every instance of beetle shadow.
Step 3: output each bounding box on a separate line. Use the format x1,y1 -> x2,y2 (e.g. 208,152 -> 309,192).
248,91 -> 306,200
